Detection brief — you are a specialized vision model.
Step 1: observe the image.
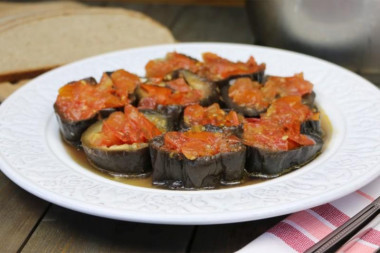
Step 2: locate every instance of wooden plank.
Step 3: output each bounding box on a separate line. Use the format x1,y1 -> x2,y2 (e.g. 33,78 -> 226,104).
81,0 -> 245,7
189,216 -> 286,252
0,172 -> 50,252
171,5 -> 254,43
102,3 -> 184,29
22,205 -> 195,253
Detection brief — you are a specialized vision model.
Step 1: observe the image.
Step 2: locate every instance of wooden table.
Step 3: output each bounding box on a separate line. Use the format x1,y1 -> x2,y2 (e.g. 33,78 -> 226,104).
1,2 -> 379,252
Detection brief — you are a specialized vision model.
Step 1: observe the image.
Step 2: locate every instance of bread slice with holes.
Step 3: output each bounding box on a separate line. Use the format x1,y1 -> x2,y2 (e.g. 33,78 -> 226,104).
0,7 -> 176,82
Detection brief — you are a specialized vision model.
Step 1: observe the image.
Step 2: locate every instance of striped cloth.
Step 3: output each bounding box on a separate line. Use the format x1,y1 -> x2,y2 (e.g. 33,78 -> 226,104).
237,177 -> 380,253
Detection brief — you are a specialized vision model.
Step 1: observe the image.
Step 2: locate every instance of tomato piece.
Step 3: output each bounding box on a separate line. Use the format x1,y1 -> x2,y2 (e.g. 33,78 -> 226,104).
184,103 -> 242,127
183,104 -> 205,125
264,96 -> 314,124
111,69 -> 140,102
167,90 -> 201,106
228,78 -> 269,111
139,82 -> 201,108
166,78 -> 191,92
138,97 -> 157,109
201,52 -> 265,81
243,120 -> 289,151
140,84 -> 173,105
91,105 -> 162,147
243,96 -> 317,152
163,132 -> 187,152
261,73 -> 313,101
56,79 -> 124,121
162,131 -> 240,159
145,52 -> 199,78
102,111 -> 128,142
225,111 -> 240,126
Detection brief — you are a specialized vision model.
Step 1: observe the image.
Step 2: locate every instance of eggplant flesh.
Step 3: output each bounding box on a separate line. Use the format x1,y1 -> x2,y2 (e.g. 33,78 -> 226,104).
81,121 -> 152,177
245,134 -> 323,178
139,109 -> 176,132
150,135 -> 246,189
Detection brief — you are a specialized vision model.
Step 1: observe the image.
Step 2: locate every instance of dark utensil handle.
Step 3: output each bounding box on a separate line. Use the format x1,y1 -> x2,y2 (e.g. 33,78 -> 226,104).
305,196 -> 380,253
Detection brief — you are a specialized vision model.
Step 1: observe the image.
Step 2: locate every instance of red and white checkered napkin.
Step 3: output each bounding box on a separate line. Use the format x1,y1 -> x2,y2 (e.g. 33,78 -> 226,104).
237,177 -> 380,253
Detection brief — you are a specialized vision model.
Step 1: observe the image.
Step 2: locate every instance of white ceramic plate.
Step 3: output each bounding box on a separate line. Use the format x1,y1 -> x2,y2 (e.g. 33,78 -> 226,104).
1,43 -> 379,225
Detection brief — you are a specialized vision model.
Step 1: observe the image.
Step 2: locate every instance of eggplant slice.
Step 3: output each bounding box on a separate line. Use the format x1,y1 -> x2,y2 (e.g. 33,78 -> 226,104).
81,121 -> 152,177
180,124 -> 243,137
54,103 -> 97,148
150,135 -> 246,189
180,108 -> 244,136
54,77 -> 98,148
219,78 -> 266,117
245,134 -> 323,178
168,69 -> 220,106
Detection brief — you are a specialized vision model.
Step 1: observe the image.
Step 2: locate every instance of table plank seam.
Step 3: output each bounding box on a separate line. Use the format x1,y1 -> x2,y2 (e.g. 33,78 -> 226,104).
186,226 -> 198,253
18,203 -> 52,253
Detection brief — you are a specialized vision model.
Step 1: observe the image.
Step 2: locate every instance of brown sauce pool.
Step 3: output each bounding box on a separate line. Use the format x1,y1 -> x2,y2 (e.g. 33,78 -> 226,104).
63,111 -> 332,190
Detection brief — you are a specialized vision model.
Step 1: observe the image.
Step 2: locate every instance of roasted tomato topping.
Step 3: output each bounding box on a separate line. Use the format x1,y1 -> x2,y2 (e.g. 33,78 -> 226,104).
184,103 -> 243,127
138,82 -> 201,109
200,52 -> 265,81
145,52 -> 200,78
166,78 -> 192,92
228,77 -> 269,111
243,118 -> 315,151
228,73 -> 314,111
162,131 -> 241,160
89,105 -> 162,147
243,96 -> 318,151
261,73 -> 313,101
108,69 -> 140,102
56,79 -> 124,121
263,96 -> 318,124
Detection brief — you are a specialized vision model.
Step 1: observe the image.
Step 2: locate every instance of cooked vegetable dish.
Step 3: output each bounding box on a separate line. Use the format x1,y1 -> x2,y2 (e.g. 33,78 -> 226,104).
54,51 -> 324,189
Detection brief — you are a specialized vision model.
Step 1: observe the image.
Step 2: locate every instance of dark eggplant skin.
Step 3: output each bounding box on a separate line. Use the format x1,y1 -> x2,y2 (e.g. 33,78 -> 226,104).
301,119 -> 323,137
81,121 -> 152,177
54,77 -> 98,148
302,91 -> 316,108
155,105 -> 184,131
245,134 -> 323,178
98,106 -> 124,119
54,103 -> 97,148
150,135 -> 246,189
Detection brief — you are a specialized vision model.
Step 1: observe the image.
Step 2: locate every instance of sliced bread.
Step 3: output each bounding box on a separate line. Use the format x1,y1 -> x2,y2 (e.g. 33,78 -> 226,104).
0,7 -> 176,82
